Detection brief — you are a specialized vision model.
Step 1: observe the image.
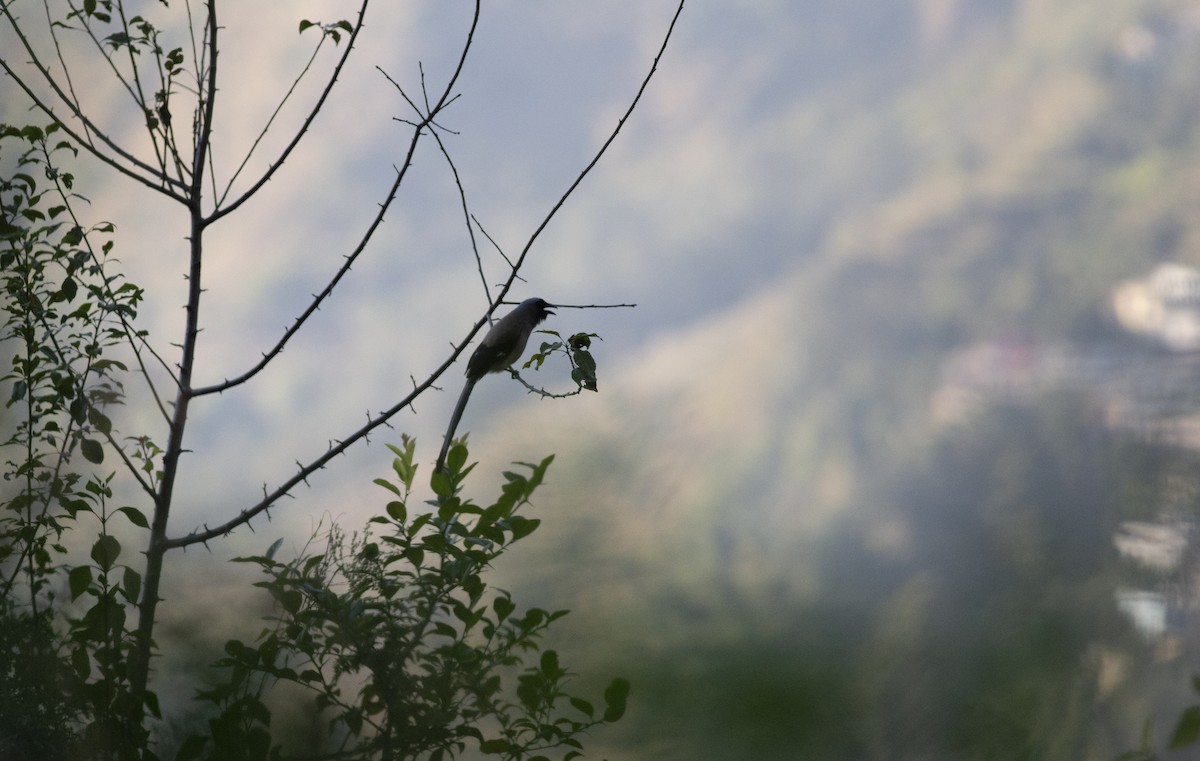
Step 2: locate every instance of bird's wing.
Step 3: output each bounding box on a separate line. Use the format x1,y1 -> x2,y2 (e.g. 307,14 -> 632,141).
467,340 -> 517,379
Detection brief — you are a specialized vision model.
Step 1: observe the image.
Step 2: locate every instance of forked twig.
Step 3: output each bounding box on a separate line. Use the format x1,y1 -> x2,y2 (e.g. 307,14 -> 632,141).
191,1 -> 478,397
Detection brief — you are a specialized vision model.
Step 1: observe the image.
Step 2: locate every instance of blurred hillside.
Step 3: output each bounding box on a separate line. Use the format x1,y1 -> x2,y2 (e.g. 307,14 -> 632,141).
480,1 -> 1200,759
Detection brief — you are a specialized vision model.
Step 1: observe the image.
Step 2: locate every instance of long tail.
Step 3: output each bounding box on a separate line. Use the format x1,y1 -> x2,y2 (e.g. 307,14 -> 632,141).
436,377 -> 476,473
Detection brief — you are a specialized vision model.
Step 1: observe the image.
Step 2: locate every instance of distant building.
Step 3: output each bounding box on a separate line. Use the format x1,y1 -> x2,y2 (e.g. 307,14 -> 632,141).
1112,263 -> 1200,351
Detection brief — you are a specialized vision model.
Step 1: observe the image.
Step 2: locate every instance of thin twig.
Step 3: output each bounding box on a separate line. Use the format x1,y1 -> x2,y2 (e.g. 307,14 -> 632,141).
0,1 -> 189,195
45,161 -> 176,424
102,429 -> 159,501
471,215 -> 517,272
206,0 -> 371,223
487,0 -> 686,313
192,0 -> 477,396
430,129 -> 490,304
215,29 -> 328,206
0,56 -> 189,200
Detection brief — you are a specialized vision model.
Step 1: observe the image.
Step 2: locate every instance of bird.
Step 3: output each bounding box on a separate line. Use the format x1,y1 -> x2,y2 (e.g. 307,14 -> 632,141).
436,298 -> 556,472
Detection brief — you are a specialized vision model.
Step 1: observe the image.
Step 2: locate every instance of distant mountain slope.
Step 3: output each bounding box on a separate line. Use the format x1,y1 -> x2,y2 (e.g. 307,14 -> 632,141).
478,1 -> 1200,758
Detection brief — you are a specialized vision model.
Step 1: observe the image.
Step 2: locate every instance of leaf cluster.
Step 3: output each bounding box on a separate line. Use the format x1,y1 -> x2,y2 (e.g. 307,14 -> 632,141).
0,121 -> 160,761
524,331 -> 601,394
1,120 -> 145,580
184,436 -> 627,761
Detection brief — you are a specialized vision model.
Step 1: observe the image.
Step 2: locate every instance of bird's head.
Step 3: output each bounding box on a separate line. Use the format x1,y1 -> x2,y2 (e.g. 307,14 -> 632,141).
522,297 -> 555,325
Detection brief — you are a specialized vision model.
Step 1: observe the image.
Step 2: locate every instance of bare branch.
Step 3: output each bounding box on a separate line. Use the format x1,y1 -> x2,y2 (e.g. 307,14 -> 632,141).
41,0 -> 86,129
166,329 -> 472,549
205,0 -> 370,223
192,1 -> 481,396
131,0 -> 221,695
547,301 -> 638,309
191,1 -> 218,189
430,129 -> 490,303
474,0 -> 685,322
112,0 -> 170,171
0,4 -> 190,198
190,144 -> 412,397
45,163 -> 177,424
0,57 -> 190,201
214,33 -> 330,207
102,429 -> 159,501
61,0 -> 148,112
471,215 -> 518,273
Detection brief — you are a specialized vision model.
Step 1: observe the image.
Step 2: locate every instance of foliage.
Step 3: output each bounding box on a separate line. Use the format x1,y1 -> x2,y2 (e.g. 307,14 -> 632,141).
186,438 -> 626,761
1,120 -> 154,761
525,332 -> 601,394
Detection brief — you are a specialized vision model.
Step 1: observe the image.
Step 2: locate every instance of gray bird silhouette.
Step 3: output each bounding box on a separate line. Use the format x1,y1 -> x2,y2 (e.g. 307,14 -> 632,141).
436,298 -> 555,472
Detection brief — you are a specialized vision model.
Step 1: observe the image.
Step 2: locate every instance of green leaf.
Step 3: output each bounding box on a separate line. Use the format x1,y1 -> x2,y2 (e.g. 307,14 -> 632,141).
389,441 -> 417,486
62,225 -> 83,246
479,739 -> 511,754
88,405 -> 112,434
68,565 -> 92,600
448,442 -> 468,473
298,19 -> 314,33
603,678 -> 630,722
386,500 -> 407,523
569,696 -> 594,717
60,276 -> 78,302
123,566 -> 142,602
572,365 -> 598,392
573,347 -> 597,374
374,477 -> 402,497
493,595 -> 516,622
1172,706 -> 1200,749
265,537 -> 284,560
8,380 -> 25,404
117,506 -> 149,528
70,397 -> 88,424
516,675 -> 542,711
90,534 -> 121,571
508,516 -> 541,541
80,437 -> 104,463
345,710 -> 363,736
431,468 -> 453,498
